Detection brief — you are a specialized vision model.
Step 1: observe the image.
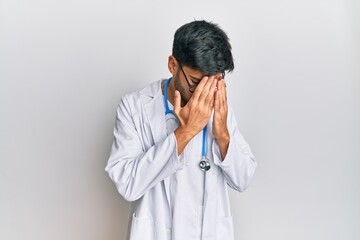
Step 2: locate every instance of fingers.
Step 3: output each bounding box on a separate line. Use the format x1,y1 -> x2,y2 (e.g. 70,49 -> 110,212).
215,79 -> 227,110
206,77 -> 218,106
192,76 -> 218,104
191,76 -> 209,101
173,90 -> 181,115
214,84 -> 220,110
220,79 -> 227,105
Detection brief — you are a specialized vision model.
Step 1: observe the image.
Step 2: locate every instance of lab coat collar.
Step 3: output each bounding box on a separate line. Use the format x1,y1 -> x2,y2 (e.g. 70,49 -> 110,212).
139,79 -> 164,99
139,80 -> 166,143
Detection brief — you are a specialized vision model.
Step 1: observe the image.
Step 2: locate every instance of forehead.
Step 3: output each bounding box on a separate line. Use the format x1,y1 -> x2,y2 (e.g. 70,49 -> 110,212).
182,65 -> 204,75
182,65 -> 223,80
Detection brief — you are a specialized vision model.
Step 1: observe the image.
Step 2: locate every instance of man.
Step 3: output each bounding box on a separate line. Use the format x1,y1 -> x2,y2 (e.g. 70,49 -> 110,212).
106,20 -> 257,240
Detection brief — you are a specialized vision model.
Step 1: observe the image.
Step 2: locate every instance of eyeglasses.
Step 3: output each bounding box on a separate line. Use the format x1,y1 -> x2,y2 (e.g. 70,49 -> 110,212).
178,62 -> 197,93
178,61 -> 225,93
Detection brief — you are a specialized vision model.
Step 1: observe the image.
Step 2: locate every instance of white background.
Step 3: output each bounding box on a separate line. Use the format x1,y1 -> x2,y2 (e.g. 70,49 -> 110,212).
1,0 -> 359,239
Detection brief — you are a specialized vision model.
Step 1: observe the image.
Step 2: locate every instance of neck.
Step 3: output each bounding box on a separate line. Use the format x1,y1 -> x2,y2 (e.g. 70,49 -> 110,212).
162,77 -> 186,107
162,78 -> 175,106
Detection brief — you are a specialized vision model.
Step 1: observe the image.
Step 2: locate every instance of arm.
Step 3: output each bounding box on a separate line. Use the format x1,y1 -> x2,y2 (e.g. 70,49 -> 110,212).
211,79 -> 257,191
212,107 -> 257,192
173,76 -> 218,154
105,97 -> 183,202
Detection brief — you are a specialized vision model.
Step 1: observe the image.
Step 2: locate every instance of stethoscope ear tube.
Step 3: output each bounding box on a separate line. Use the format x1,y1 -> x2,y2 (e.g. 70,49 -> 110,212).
200,126 -> 210,171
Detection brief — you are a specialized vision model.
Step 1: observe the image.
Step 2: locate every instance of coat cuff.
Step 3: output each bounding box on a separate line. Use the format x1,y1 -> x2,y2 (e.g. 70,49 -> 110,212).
171,132 -> 186,170
212,136 -> 239,168
212,138 -> 229,167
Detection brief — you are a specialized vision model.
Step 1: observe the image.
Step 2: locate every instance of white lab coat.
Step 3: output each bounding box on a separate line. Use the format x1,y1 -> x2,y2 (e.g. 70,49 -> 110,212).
106,80 -> 257,240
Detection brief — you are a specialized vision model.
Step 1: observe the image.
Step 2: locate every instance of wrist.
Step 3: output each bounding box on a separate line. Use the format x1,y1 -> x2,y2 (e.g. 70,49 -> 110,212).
175,125 -> 197,140
215,130 -> 230,144
215,131 -> 230,161
174,126 -> 197,155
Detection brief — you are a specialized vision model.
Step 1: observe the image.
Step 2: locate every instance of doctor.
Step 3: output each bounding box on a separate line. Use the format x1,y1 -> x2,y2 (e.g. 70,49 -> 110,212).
106,20 -> 257,240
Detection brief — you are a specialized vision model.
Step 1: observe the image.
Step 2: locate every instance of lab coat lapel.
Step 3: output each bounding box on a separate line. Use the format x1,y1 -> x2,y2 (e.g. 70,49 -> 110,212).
140,80 -> 172,213
141,80 -> 166,145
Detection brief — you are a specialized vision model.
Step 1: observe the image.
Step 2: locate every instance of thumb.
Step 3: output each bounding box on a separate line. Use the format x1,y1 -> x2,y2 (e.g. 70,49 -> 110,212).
173,90 -> 181,115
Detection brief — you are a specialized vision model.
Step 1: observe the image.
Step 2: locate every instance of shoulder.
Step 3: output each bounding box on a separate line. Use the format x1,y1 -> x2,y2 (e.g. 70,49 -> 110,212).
116,79 -> 164,117
120,79 -> 163,105
125,80 -> 162,100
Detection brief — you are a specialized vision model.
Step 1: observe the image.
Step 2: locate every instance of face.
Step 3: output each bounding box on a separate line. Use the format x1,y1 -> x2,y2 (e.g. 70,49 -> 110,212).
168,55 -> 224,105
174,63 -> 225,105
173,64 -> 205,104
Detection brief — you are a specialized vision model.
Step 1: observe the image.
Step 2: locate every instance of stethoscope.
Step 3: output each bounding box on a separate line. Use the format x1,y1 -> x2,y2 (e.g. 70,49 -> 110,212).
164,77 -> 211,171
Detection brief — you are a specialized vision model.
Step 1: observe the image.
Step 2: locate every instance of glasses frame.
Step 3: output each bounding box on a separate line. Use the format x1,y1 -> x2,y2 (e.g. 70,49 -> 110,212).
178,61 -> 225,93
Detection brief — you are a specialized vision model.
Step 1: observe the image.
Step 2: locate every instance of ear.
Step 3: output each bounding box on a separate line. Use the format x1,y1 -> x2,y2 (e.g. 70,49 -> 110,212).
168,55 -> 177,75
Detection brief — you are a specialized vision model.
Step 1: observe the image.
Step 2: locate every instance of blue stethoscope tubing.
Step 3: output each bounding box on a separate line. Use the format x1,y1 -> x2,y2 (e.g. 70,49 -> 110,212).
164,77 -> 210,171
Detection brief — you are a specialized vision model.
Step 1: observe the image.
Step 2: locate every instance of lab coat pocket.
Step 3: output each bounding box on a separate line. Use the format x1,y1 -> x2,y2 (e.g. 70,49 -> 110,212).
129,213 -> 155,240
216,216 -> 234,240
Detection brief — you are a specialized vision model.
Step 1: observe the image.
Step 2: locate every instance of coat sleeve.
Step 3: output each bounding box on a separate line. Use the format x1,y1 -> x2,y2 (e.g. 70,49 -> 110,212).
211,107 -> 257,192
105,96 -> 183,202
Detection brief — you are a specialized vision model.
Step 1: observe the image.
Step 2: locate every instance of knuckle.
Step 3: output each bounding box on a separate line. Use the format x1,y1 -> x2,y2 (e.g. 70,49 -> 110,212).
200,91 -> 207,97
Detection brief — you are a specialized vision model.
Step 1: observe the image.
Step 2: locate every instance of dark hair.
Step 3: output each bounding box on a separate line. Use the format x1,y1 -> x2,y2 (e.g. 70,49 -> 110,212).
172,20 -> 234,76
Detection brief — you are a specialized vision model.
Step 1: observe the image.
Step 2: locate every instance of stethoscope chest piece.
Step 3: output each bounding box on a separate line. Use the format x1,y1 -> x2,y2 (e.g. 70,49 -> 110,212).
199,158 -> 211,171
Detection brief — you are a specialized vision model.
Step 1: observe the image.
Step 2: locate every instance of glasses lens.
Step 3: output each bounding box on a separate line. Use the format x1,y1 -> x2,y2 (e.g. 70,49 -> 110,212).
179,62 -> 195,92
